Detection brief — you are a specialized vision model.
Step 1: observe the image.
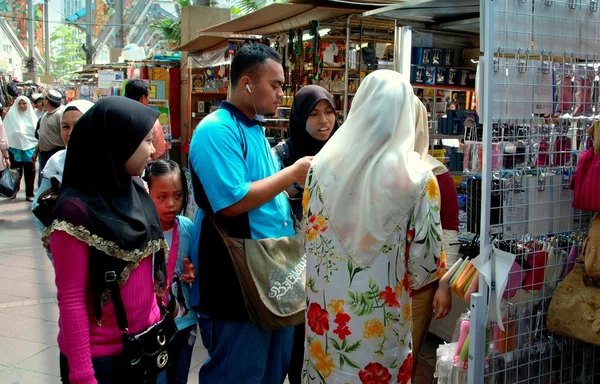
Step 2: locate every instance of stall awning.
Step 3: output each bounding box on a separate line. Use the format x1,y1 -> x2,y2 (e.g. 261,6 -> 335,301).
362,0 -> 479,33
201,3 -> 363,35
176,32 -> 259,52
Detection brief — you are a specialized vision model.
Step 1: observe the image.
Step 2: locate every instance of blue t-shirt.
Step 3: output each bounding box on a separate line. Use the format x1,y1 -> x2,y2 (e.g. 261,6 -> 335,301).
165,216 -> 197,330
188,102 -> 294,308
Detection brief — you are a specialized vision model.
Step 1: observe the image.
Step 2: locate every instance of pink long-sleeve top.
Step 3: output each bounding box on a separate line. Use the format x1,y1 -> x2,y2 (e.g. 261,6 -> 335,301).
51,227 -> 161,384
0,119 -> 8,151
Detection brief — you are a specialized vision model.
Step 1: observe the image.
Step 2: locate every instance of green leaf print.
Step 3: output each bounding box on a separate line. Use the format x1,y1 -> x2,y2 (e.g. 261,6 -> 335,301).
345,340 -> 362,353
347,290 -> 377,316
340,354 -> 361,369
390,358 -> 398,369
307,277 -> 319,293
331,338 -> 342,351
347,258 -> 364,287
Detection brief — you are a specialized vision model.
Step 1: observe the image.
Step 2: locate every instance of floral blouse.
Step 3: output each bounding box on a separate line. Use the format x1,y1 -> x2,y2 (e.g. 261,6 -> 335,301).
302,169 -> 446,384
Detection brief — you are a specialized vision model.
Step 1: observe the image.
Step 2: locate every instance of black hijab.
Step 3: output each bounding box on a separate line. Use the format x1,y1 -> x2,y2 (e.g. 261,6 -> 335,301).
46,97 -> 167,310
285,85 -> 339,167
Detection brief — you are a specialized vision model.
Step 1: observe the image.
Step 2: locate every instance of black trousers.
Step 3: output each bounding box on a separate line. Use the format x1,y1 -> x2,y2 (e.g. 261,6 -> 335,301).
9,151 -> 35,198
288,323 -> 305,384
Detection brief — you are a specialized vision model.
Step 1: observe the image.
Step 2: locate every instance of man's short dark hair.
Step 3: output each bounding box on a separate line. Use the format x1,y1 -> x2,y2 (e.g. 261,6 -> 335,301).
230,44 -> 282,88
124,79 -> 150,102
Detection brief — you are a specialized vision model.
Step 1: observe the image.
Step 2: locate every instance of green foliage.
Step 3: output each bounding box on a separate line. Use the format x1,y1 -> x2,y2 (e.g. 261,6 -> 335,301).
50,25 -> 86,82
228,0 -> 288,15
150,0 -> 191,48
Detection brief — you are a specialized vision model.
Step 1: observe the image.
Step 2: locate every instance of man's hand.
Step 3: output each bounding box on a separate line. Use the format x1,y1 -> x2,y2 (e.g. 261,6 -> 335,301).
2,157 -> 10,169
432,287 -> 452,320
181,258 -> 196,284
31,151 -> 38,163
290,156 -> 314,185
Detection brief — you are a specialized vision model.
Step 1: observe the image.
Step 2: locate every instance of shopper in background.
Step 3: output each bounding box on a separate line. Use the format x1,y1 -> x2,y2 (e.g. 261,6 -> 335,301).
124,79 -> 167,160
271,85 -> 338,384
3,96 -> 38,200
33,90 -> 64,187
32,94 -> 44,119
0,104 -> 10,171
45,97 -> 168,383
32,100 -> 94,257
189,43 -> 312,383
411,95 -> 456,370
302,70 -> 445,382
144,159 -> 197,384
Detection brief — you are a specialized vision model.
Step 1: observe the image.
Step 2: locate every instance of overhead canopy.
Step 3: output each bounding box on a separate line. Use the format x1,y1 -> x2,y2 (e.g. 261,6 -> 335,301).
362,0 -> 480,34
201,4 -> 363,35
176,32 -> 259,53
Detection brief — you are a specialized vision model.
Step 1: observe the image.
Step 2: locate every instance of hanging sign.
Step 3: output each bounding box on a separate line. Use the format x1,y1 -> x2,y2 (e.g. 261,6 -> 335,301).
98,71 -> 124,88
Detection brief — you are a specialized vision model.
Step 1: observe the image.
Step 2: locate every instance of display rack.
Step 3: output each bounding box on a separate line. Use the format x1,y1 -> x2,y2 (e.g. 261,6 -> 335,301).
368,1 -> 600,383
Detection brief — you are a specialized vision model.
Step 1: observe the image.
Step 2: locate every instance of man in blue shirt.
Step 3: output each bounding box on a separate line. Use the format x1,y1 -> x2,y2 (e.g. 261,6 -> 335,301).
189,44 -> 312,383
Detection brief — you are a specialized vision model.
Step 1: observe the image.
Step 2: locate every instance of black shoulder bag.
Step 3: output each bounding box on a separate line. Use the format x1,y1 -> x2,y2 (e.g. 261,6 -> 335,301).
91,250 -> 177,383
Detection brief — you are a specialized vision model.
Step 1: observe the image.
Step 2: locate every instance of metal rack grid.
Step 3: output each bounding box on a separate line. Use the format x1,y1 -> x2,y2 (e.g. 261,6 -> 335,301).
470,1 -> 600,383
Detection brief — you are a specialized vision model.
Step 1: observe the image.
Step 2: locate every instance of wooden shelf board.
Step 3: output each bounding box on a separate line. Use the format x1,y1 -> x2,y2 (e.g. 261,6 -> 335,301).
191,91 -> 228,97
412,84 -> 475,92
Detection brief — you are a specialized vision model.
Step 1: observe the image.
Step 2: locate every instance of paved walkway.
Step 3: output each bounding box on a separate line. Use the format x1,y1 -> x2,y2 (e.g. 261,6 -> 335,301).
0,187 -> 435,383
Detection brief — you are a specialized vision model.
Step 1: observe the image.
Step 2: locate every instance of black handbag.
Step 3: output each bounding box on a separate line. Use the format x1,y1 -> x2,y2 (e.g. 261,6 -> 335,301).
0,168 -> 21,197
32,178 -> 60,226
101,256 -> 177,383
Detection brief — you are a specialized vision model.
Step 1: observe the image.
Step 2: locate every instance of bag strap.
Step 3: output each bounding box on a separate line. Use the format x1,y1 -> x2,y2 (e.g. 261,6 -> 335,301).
90,248 -> 166,334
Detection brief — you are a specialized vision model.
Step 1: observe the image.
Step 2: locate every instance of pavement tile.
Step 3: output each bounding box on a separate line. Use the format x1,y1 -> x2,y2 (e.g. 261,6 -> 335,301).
0,302 -> 60,322
0,338 -> 50,367
15,345 -> 61,377
0,367 -> 62,384
0,279 -> 56,301
0,313 -> 59,346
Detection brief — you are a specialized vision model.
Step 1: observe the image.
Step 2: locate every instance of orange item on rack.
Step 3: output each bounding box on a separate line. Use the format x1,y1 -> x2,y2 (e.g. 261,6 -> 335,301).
456,263 -> 476,298
464,271 -> 480,304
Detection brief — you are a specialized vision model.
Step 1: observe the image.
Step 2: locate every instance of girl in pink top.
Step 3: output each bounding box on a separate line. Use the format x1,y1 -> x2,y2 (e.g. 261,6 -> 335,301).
42,97 -> 169,384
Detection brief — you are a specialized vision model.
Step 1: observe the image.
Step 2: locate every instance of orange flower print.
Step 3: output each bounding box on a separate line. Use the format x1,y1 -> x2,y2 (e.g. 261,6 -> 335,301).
358,362 -> 392,384
309,340 -> 335,379
302,187 -> 310,214
379,286 -> 400,308
363,319 -> 385,339
425,177 -> 439,201
309,340 -> 326,360
438,250 -> 447,269
328,299 -> 345,315
307,228 -> 319,242
402,303 -> 412,322
397,353 -> 413,384
316,215 -> 328,232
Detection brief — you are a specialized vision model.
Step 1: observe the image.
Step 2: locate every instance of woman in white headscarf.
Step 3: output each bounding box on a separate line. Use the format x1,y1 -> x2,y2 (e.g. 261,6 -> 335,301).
4,96 -> 38,200
411,95 -> 458,368
302,70 -> 445,383
32,100 -> 94,256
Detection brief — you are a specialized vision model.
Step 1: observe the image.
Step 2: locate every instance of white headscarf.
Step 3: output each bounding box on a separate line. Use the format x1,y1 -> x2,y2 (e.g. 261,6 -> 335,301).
41,100 -> 94,183
311,70 -> 433,268
3,96 -> 38,151
413,95 -> 448,175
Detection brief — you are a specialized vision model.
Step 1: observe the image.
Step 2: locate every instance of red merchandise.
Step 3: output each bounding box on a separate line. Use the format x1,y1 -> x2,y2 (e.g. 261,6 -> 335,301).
572,148 -> 600,212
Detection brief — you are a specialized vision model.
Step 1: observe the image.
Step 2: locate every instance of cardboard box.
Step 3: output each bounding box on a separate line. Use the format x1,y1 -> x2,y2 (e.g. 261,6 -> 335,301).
448,68 -> 459,85
412,47 -> 432,65
443,49 -> 455,66
412,65 -> 426,83
425,67 -> 436,85
432,48 -> 443,65
435,68 -> 448,85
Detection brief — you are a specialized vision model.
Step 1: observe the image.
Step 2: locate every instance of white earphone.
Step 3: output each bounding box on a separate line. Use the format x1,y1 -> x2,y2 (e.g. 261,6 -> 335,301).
245,84 -> 252,94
